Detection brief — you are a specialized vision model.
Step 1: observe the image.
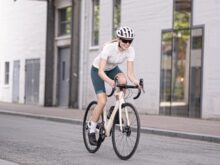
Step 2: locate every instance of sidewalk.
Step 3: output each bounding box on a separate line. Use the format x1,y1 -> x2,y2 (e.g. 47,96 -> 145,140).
0,101 -> 220,143
0,159 -> 19,165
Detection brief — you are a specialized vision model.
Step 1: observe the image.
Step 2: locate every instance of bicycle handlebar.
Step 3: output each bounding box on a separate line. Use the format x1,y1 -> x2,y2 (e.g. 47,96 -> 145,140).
107,87 -> 115,97
107,78 -> 144,99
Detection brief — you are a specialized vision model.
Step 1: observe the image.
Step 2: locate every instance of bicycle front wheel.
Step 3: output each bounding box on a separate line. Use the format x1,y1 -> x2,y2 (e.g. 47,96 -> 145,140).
112,103 -> 140,160
82,101 -> 101,153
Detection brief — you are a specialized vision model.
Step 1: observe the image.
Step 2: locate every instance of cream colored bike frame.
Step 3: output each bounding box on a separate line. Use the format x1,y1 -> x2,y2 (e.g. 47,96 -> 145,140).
103,90 -> 130,137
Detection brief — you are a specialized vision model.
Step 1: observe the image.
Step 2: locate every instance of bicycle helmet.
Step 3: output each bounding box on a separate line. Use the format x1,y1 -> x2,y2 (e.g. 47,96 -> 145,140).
116,26 -> 135,40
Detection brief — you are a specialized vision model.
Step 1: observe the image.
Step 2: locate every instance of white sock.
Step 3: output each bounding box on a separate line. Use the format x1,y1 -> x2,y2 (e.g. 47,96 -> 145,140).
89,121 -> 97,133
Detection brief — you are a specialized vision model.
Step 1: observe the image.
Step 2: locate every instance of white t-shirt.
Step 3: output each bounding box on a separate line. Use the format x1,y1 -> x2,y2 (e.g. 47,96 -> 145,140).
92,42 -> 135,71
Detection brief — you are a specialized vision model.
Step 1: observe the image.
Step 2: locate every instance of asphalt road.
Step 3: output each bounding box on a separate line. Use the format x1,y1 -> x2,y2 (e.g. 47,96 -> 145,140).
0,114 -> 220,165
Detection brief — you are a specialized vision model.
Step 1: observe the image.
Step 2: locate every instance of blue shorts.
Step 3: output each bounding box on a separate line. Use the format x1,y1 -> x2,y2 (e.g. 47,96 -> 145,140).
91,66 -> 122,94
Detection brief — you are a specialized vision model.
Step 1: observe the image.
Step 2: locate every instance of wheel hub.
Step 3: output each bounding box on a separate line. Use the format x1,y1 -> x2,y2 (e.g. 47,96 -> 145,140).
123,126 -> 131,136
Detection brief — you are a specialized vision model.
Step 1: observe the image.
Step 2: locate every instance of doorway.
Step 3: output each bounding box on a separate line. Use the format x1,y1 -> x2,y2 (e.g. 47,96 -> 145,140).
25,59 -> 40,105
57,47 -> 70,107
12,60 -> 20,103
160,27 -> 203,118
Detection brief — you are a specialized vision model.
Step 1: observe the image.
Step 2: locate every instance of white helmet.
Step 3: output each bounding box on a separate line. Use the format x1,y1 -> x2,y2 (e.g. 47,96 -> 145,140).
116,26 -> 135,40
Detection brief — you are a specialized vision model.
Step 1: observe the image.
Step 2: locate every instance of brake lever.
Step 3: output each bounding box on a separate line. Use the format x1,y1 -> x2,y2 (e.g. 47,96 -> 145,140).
139,78 -> 145,93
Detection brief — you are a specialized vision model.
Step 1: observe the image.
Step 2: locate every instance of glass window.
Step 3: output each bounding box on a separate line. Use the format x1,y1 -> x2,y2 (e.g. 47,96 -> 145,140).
91,0 -> 100,46
171,30 -> 190,104
189,28 -> 203,117
5,62 -> 9,85
160,0 -> 202,118
160,31 -> 173,115
192,36 -> 202,49
112,0 -> 121,38
58,7 -> 72,36
160,30 -> 191,116
174,0 -> 192,29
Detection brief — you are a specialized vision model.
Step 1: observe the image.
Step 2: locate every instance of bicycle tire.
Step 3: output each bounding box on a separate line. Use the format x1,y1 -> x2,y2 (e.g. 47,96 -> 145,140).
82,101 -> 101,153
112,103 -> 140,160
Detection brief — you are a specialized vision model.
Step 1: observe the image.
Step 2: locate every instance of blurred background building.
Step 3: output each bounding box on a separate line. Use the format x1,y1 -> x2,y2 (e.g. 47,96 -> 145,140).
0,0 -> 219,119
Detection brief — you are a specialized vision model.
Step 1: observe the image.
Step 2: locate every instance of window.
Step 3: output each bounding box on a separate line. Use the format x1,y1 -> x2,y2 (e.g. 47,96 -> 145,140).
192,36 -> 202,49
58,7 -> 72,36
5,62 -> 9,85
91,0 -> 100,46
174,0 -> 192,30
160,0 -> 202,118
112,0 -> 121,38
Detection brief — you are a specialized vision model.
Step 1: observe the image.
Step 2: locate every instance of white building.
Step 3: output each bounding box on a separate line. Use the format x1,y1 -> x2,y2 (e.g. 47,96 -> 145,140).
0,0 -> 47,105
0,0 -> 220,119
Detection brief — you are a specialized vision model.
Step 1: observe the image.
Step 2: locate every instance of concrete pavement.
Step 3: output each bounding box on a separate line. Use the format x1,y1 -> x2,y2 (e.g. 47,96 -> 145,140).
0,159 -> 19,165
0,101 -> 220,143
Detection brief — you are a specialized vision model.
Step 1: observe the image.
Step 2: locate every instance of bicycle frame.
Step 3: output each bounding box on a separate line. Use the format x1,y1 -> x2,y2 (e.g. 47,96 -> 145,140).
103,90 -> 130,137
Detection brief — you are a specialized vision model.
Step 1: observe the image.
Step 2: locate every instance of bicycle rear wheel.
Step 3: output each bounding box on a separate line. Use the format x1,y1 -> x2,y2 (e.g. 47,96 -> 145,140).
82,101 -> 101,153
112,103 -> 140,160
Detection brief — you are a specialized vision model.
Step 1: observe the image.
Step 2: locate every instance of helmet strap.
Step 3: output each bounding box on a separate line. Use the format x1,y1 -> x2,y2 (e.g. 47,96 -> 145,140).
118,42 -> 122,48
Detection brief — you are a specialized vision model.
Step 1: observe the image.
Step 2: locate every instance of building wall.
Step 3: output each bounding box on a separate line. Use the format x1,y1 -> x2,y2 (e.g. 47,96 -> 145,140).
82,0 -> 173,114
0,0 -> 47,104
121,0 -> 173,114
1,0 -> 220,119
82,0 -> 220,118
193,0 -> 220,118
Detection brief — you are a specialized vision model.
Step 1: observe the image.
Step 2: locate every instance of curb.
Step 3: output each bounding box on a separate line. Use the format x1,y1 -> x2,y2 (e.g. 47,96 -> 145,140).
141,127 -> 220,143
0,110 -> 82,125
1,110 -> 220,144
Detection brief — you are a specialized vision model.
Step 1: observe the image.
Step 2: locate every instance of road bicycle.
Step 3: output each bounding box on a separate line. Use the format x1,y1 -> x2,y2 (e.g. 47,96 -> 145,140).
82,79 -> 144,160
